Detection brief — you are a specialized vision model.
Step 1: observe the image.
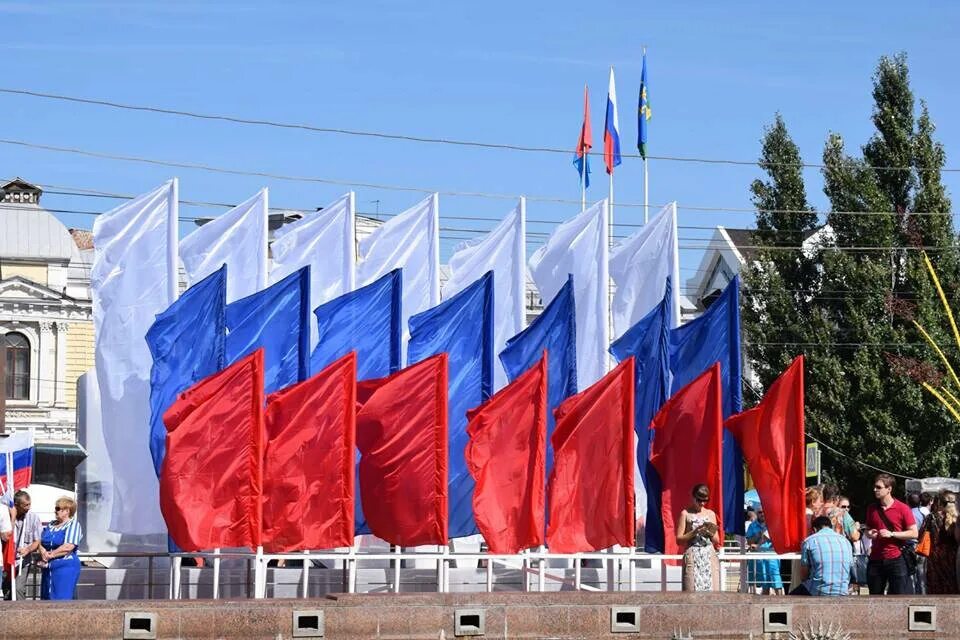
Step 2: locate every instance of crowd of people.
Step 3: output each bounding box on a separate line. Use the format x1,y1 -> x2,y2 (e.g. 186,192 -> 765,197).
0,491 -> 84,600
677,474 -> 960,597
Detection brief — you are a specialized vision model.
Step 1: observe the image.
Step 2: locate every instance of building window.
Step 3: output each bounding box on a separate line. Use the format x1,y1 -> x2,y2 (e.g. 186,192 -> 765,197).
4,332 -> 30,400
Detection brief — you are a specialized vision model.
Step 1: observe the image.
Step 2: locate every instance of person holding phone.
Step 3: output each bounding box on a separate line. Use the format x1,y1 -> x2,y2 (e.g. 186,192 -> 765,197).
677,484 -> 721,591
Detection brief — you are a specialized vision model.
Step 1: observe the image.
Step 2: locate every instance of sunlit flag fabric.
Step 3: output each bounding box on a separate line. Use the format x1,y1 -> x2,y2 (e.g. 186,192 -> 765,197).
669,276 -> 744,534
725,356 -> 806,553
499,275 -> 577,473
92,180 -> 178,535
270,192 -> 355,348
649,363 -> 723,556
180,188 -> 268,303
603,67 -> 621,174
610,202 -> 680,336
529,199 -> 609,389
311,269 -> 402,381
609,279 -> 671,551
465,354 -> 547,554
546,358 -> 635,553
638,52 -> 650,159
573,85 -> 593,188
408,272 -> 493,538
160,349 -> 265,552
0,432 -> 34,501
356,354 -> 448,546
146,266 -> 226,477
225,266 -> 311,394
262,353 -> 356,552
355,193 -> 440,354
444,200 -> 526,390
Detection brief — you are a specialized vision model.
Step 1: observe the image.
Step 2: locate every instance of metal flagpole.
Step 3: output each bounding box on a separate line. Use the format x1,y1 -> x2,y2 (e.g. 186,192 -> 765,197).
643,158 -> 649,224
581,152 -> 587,213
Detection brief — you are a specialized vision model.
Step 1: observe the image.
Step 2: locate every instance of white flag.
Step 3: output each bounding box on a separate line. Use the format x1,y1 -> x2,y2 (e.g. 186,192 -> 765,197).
356,193 -> 440,352
529,199 -> 610,389
270,192 -> 356,347
180,188 -> 269,302
610,201 -> 680,336
92,180 -> 178,535
444,199 -> 526,390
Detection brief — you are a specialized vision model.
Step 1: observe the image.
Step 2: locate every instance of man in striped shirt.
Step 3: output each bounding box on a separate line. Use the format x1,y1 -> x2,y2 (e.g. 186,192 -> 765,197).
791,516 -> 853,596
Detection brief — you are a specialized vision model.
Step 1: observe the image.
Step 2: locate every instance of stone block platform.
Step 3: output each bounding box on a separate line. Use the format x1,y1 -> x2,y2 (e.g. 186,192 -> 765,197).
0,592 -> 957,639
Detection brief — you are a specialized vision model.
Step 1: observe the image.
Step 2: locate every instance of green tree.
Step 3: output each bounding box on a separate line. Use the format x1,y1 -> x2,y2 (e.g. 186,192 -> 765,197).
745,54 -> 960,503
741,114 -> 819,388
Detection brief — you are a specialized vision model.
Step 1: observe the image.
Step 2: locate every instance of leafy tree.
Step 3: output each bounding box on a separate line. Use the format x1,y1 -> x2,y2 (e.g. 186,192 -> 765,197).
744,54 -> 960,504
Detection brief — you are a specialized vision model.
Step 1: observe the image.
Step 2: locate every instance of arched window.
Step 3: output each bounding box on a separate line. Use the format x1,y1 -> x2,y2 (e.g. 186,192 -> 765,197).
4,332 -> 30,400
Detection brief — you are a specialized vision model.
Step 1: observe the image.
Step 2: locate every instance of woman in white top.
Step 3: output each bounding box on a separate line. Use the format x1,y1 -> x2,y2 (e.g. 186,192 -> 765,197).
676,484 -> 721,591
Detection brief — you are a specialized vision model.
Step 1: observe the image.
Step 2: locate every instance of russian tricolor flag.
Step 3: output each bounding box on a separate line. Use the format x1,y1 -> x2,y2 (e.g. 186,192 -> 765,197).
0,433 -> 34,501
604,67 -> 622,175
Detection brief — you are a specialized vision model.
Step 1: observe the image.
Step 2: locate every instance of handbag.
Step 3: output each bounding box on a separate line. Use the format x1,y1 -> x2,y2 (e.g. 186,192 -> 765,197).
916,527 -> 932,557
876,503 -> 917,573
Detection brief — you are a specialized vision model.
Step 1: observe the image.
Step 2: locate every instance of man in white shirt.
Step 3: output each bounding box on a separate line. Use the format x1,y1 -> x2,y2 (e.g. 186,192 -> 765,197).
12,491 -> 42,559
0,500 -> 11,542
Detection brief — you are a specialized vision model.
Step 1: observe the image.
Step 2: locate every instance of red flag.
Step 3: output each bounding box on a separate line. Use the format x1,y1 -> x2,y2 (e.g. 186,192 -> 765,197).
262,352 -> 356,552
725,356 -> 805,553
356,354 -> 448,546
547,357 -> 635,553
575,84 -> 593,158
649,363 -> 723,557
465,354 -> 547,554
160,349 -> 265,551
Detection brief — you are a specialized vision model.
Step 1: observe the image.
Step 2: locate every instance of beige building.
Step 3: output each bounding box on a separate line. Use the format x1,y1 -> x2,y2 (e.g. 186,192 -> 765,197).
1,178 -> 91,485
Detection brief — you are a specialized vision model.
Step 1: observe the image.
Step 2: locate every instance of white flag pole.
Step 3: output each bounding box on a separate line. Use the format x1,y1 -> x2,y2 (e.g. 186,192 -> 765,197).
168,178 -> 180,303
643,158 -> 649,224
580,154 -> 587,213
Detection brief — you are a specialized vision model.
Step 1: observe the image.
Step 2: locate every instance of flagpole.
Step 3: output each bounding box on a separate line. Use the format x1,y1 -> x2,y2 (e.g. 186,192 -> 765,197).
581,154 -> 587,213
643,158 -> 649,224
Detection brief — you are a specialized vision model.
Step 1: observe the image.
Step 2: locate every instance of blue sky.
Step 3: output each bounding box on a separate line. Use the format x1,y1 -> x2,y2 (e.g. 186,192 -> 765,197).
2,1 -> 958,292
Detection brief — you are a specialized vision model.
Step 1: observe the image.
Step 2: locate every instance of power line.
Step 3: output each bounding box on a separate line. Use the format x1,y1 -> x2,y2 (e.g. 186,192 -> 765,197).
1,86 -> 956,174
743,382 -> 914,478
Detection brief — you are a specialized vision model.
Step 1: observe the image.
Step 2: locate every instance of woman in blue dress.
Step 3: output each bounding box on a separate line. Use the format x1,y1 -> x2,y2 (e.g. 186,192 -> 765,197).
38,496 -> 83,600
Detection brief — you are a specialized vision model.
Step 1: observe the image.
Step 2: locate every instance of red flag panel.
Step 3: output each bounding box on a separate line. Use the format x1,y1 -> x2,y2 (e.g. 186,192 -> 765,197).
356,354 -> 448,546
465,354 -> 547,554
160,349 -> 265,551
649,363 -> 724,557
725,356 -> 805,553
546,357 -> 635,553
262,352 -> 356,552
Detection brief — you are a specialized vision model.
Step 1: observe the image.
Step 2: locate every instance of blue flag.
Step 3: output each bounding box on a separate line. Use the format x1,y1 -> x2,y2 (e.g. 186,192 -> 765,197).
669,276 -> 744,535
313,269 -> 402,535
225,266 -> 310,394
610,278 -> 671,552
146,266 -> 226,477
500,274 -> 577,473
312,269 -> 402,380
408,271 -> 494,538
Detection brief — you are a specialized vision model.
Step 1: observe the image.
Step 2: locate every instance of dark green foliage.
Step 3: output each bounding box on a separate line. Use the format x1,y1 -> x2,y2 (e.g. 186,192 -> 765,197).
744,54 -> 960,505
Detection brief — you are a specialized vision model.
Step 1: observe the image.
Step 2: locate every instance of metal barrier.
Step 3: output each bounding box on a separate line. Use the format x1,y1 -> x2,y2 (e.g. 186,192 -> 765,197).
9,548 -> 870,600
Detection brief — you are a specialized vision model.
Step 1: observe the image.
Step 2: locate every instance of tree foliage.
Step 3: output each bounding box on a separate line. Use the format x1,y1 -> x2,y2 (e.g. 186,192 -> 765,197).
745,53 -> 960,504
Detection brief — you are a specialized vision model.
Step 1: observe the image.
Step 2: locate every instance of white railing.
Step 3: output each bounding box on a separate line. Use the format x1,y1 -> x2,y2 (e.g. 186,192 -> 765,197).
12,548 -> 853,601
166,548 -> 809,600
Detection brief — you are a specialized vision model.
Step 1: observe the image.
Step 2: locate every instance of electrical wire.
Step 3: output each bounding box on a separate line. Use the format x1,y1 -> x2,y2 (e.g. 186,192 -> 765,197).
1,87 -> 956,174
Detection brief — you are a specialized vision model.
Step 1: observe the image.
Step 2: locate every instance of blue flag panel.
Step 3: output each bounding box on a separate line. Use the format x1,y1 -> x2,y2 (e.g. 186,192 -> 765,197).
668,276 -> 744,535
312,269 -> 401,381
225,266 -> 310,394
499,274 -> 578,474
407,271 -> 494,538
610,278 -> 671,552
145,266 -> 226,476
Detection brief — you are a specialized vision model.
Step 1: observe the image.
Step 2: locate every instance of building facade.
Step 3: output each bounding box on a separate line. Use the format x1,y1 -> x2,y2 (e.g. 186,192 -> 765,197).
1,178 -> 92,485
